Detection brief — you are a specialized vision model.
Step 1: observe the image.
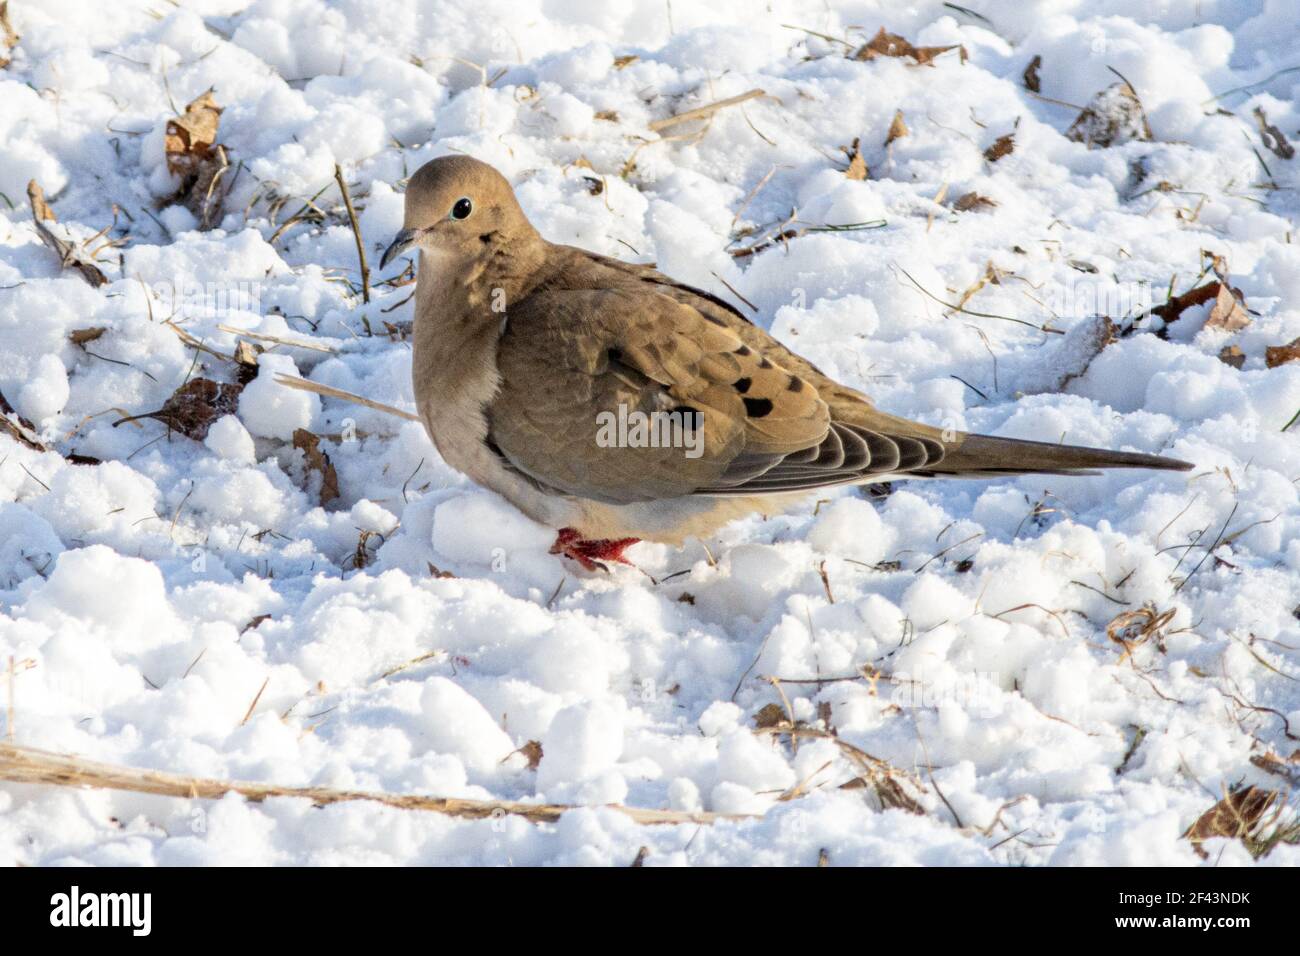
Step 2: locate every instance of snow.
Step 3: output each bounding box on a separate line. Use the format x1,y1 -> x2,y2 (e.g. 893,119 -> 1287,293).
2,0 -> 1300,866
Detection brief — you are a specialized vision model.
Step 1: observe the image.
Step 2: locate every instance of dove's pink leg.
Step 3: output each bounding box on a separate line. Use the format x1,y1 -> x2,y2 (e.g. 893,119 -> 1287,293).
550,527 -> 640,572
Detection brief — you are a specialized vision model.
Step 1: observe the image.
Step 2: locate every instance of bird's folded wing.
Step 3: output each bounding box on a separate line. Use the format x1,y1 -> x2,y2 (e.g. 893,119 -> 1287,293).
488,287 -> 945,503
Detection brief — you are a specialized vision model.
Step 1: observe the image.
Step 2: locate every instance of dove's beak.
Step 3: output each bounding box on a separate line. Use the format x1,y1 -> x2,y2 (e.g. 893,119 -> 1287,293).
379,228 -> 419,270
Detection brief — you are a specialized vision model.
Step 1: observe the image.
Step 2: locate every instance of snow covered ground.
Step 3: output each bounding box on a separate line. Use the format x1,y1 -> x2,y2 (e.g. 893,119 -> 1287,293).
3,0 -> 1300,866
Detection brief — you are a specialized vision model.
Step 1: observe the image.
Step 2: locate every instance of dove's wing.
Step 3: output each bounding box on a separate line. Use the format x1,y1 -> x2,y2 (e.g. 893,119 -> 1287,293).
487,278 -> 952,505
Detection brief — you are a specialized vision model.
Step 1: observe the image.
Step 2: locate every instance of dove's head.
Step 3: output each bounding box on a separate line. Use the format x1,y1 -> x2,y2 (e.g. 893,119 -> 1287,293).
379,156 -> 538,271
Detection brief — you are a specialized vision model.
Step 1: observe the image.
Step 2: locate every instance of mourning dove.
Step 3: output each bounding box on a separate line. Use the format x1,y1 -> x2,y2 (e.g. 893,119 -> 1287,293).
380,156 -> 1190,569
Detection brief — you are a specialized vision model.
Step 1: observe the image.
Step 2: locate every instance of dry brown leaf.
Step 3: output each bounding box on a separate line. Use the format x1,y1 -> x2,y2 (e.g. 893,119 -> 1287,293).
1066,81 -> 1152,148
1206,283 -> 1250,332
952,191 -> 997,212
0,386 -> 47,452
1254,106 -> 1295,161
1183,786 -> 1280,858
1265,338 -> 1300,368
884,109 -> 908,147
1148,280 -> 1221,329
1218,344 -> 1246,369
753,702 -> 788,729
26,181 -> 108,287
241,614 -> 271,634
69,327 -> 107,346
852,27 -> 965,67
293,428 -> 340,506
518,740 -> 543,771
114,377 -> 242,441
165,90 -> 223,178
1022,54 -> 1041,93
613,54 -> 638,69
164,90 -> 234,229
232,339 -> 260,384
843,137 -> 869,180
594,109 -> 619,122
983,133 -> 1015,162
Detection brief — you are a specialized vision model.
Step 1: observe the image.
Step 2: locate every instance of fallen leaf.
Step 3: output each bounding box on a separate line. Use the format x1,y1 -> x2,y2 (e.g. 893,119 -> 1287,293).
594,109 -> 619,122
518,740 -> 543,770
1218,344 -> 1246,369
613,54 -> 638,69
884,109 -> 908,147
1066,81 -> 1152,148
293,428 -> 340,506
852,27 -> 965,67
427,562 -> 456,579
952,191 -> 997,212
983,133 -> 1015,162
843,137 -> 869,180
241,614 -> 271,634
0,386 -> 47,452
26,180 -> 108,287
1183,786 -> 1281,859
113,377 -> 242,441
165,90 -> 223,178
1265,338 -> 1300,368
69,327 -> 107,346
1254,106 -> 1295,161
164,90 -> 234,229
232,339 -> 260,384
753,702 -> 788,729
1022,54 -> 1041,93
1146,280 -> 1221,330
1205,283 -> 1250,332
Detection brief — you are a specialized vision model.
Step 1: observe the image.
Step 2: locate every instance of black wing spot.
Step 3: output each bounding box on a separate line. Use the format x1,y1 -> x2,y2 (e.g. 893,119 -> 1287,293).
743,397 -> 774,418
758,356 -> 773,369
733,377 -> 752,393
734,344 -> 752,357
703,314 -> 728,327
787,376 -> 804,392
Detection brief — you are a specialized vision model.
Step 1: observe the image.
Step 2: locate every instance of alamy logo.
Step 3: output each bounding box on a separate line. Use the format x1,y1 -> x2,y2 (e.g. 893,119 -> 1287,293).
595,403 -> 704,459
49,886 -> 152,936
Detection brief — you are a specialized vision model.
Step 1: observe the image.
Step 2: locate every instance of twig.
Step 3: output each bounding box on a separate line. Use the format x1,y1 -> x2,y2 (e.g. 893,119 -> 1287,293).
274,374 -> 420,422
649,88 -> 765,133
0,742 -> 753,826
334,164 -> 371,304
240,677 -> 270,725
216,324 -> 336,353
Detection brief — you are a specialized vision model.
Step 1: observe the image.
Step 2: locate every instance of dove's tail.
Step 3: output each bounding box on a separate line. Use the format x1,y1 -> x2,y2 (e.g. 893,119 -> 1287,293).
921,432 -> 1193,478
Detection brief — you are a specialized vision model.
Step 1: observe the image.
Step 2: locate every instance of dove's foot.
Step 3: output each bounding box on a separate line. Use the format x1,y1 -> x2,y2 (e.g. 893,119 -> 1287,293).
549,528 -> 641,572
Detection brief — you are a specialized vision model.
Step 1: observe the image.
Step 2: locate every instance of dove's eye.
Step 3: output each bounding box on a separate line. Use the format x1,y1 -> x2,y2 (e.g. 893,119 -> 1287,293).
450,197 -> 473,220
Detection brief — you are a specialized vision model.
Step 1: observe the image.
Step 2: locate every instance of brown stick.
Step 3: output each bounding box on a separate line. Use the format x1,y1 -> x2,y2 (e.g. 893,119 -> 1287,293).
334,164 -> 371,304
274,374 -> 420,422
648,89 -> 765,133
0,742 -> 752,826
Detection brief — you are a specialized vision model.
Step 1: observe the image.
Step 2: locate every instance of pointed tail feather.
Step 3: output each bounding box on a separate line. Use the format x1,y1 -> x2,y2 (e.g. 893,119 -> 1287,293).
925,433 -> 1193,477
